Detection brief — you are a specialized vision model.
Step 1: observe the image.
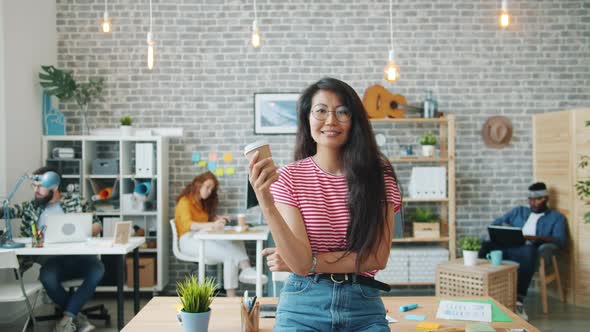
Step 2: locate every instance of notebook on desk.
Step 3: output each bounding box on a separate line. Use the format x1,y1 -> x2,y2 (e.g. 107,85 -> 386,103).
488,225 -> 526,247
44,213 -> 93,244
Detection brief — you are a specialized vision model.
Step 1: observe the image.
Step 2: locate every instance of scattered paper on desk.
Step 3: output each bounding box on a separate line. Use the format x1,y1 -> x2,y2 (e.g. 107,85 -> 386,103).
385,315 -> 398,323
436,300 -> 492,323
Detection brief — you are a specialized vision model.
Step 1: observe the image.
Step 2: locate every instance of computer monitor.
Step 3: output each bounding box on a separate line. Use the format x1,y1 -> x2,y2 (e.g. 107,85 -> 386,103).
246,176 -> 259,209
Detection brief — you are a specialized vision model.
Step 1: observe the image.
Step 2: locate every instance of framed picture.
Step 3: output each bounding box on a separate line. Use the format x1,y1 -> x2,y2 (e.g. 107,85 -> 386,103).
113,221 -> 132,245
254,93 -> 299,134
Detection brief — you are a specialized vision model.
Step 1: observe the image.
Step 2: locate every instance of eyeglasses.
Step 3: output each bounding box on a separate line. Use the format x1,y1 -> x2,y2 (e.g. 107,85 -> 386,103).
310,108 -> 352,123
30,183 -> 42,190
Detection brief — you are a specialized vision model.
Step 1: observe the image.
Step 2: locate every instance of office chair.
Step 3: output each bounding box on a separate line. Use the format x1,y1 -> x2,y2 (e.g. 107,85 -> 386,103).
537,243 -> 565,314
35,279 -> 111,326
0,250 -> 43,332
169,219 -> 223,285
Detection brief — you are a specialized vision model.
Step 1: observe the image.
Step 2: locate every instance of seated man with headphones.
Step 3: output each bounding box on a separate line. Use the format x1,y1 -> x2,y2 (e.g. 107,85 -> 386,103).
0,166 -> 103,332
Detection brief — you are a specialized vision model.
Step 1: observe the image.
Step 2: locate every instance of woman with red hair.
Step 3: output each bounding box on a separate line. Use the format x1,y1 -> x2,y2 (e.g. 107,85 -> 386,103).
175,171 -> 266,296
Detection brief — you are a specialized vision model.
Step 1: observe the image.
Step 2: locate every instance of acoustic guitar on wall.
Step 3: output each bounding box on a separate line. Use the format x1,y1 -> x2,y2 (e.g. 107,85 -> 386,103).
362,84 -> 421,119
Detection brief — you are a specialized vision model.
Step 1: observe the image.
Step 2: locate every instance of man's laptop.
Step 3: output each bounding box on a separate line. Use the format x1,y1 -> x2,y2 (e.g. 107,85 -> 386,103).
487,225 -> 526,247
44,213 -> 93,244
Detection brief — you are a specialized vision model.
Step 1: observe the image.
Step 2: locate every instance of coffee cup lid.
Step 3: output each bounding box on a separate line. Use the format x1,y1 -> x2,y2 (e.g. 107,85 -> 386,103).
243,141 -> 269,156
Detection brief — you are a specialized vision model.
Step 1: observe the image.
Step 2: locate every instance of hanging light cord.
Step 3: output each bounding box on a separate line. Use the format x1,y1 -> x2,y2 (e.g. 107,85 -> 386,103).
389,0 -> 393,51
254,0 -> 258,22
149,0 -> 153,32
104,0 -> 107,13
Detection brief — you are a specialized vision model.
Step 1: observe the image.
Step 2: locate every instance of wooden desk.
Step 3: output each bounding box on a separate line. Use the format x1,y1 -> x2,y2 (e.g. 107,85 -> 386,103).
122,296 -> 540,332
3,237 -> 145,330
191,226 -> 269,296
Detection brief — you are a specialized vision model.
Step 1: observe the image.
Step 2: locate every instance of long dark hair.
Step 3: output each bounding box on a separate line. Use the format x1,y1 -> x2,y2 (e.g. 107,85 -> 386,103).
176,171 -> 220,218
294,77 -> 398,272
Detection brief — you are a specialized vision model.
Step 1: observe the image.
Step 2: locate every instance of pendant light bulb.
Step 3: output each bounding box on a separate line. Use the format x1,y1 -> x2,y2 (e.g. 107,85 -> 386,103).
499,0 -> 510,29
384,49 -> 400,83
101,11 -> 112,33
147,32 -> 155,70
100,0 -> 111,33
251,20 -> 261,48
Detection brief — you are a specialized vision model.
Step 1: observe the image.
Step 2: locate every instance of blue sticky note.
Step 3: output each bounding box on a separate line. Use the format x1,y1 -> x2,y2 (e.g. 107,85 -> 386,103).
191,152 -> 201,163
207,161 -> 217,171
404,314 -> 426,321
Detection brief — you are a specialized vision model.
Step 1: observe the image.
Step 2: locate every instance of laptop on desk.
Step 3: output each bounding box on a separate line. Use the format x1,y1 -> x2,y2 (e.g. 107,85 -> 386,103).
488,225 -> 526,247
44,213 -> 93,244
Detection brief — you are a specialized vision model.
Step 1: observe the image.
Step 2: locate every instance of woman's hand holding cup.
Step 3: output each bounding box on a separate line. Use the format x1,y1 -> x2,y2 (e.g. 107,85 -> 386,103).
244,142 -> 279,207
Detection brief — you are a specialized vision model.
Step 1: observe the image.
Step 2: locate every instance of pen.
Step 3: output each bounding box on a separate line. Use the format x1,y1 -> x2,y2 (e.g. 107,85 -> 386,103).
31,223 -> 38,246
243,290 -> 249,309
400,303 -> 418,312
248,296 -> 257,315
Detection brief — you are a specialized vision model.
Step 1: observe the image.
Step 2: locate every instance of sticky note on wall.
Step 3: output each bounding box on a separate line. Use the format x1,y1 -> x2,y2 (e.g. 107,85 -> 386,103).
223,153 -> 233,162
191,152 -> 201,163
207,162 -> 217,171
198,161 -> 207,168
215,168 -> 224,176
225,167 -> 235,175
208,152 -> 217,161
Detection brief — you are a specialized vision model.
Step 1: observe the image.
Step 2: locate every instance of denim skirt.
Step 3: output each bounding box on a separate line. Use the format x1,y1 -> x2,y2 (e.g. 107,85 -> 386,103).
274,273 -> 389,332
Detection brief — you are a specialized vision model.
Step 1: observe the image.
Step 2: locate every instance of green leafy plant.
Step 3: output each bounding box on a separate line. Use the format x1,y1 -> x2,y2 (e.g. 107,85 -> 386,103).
459,236 -> 481,251
120,116 -> 133,126
411,207 -> 439,223
419,131 -> 437,145
176,275 -> 217,313
39,65 -> 105,109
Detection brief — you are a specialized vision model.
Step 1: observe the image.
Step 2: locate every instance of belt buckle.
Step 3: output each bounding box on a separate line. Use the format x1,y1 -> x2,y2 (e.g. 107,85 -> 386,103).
330,273 -> 348,284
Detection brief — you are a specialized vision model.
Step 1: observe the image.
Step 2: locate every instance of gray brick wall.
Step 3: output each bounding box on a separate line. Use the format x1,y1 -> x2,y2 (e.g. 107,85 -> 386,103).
54,0 -> 590,289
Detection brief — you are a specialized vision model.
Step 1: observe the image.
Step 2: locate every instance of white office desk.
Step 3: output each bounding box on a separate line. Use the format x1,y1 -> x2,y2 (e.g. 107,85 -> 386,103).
190,226 -> 270,296
3,237 -> 145,330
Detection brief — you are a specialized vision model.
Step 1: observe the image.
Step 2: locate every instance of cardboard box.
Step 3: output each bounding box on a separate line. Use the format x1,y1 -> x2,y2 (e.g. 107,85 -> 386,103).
126,256 -> 156,288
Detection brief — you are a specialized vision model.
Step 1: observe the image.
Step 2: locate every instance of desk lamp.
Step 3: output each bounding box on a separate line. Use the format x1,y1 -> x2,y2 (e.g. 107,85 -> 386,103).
1,171 -> 59,248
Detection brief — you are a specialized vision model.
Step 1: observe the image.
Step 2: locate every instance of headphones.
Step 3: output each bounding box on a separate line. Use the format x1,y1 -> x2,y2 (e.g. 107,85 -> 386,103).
30,171 -> 61,190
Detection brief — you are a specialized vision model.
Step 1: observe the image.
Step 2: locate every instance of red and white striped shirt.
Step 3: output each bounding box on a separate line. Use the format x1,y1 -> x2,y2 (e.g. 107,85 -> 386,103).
270,157 -> 402,277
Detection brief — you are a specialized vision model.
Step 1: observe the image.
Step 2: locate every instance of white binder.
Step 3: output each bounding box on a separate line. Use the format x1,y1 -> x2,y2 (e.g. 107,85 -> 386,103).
135,143 -> 155,177
409,167 -> 446,198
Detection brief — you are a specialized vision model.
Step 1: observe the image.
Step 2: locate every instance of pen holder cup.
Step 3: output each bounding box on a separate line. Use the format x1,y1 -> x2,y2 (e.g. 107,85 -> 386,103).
240,300 -> 260,332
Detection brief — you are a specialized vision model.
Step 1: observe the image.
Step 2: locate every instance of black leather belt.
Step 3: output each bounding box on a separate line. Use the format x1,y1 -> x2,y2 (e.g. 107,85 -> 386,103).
316,273 -> 391,292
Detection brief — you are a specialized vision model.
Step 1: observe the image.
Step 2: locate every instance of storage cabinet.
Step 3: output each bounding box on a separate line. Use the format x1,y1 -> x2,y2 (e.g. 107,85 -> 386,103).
532,108 -> 590,308
42,136 -> 169,292
371,115 -> 456,286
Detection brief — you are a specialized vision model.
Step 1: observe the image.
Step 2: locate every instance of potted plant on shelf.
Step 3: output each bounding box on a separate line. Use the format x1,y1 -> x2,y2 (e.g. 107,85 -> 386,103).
419,131 -> 437,157
459,236 -> 481,266
120,116 -> 134,136
176,275 -> 217,332
411,207 -> 440,238
39,65 -> 105,135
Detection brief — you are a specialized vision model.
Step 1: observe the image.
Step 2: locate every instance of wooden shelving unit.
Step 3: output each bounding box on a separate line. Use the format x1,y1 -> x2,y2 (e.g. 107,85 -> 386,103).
371,115 -> 456,286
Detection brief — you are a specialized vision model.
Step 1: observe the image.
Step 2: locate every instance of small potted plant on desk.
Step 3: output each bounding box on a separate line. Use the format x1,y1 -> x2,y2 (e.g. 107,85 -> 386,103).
459,236 -> 482,266
411,207 -> 440,238
419,131 -> 437,157
177,275 -> 218,332
120,116 -> 134,136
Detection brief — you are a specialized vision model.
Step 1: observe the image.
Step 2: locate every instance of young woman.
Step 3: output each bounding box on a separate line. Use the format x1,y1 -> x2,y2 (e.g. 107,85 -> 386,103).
175,171 -> 267,297
249,77 -> 401,331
